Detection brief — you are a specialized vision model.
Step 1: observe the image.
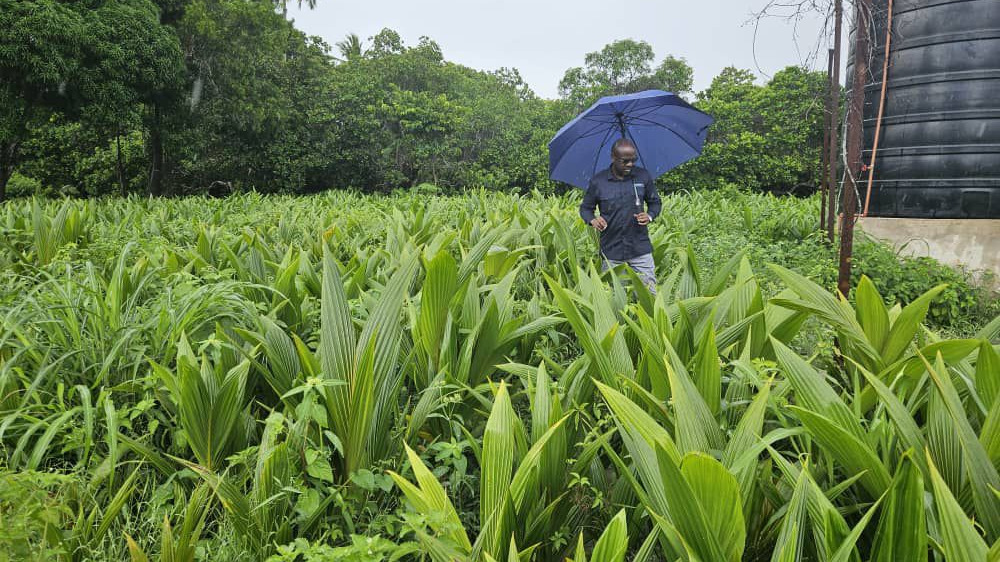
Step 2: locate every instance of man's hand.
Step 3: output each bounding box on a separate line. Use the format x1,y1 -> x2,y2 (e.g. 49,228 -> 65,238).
635,212 -> 651,226
590,217 -> 607,231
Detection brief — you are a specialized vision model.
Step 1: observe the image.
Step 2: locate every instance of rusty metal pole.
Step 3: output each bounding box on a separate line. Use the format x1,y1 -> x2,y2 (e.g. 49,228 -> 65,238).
839,0 -> 872,298
820,48 -> 834,234
827,0 -> 843,244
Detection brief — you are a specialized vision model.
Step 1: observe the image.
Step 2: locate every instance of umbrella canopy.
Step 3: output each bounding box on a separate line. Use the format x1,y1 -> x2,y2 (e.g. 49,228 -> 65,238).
548,90 -> 714,189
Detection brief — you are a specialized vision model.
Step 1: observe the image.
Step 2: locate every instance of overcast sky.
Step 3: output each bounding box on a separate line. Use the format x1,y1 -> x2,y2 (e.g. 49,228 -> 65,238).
287,0 -> 839,99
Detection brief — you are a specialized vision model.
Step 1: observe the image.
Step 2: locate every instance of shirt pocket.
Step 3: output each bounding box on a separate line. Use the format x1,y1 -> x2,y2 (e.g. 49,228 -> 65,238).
630,181 -> 646,205
600,185 -> 625,212
619,182 -> 643,214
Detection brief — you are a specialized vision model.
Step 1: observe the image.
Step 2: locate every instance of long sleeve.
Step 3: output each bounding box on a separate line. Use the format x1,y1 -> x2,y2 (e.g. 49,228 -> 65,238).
645,172 -> 662,220
580,180 -> 599,223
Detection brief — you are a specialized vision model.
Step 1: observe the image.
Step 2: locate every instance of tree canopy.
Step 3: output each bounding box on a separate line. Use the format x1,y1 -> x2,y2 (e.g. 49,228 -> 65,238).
558,39 -> 695,110
1,2 -> 826,199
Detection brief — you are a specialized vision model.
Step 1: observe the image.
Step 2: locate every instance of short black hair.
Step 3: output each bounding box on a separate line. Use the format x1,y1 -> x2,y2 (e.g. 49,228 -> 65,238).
611,138 -> 636,154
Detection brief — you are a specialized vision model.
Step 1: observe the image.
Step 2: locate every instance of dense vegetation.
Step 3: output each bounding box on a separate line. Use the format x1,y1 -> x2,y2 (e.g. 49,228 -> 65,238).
1,191 -> 997,561
4,2 -> 999,561
2,0 -> 826,199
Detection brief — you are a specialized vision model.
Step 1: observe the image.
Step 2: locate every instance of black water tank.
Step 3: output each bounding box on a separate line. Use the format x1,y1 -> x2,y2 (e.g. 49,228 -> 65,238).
850,0 -> 1000,218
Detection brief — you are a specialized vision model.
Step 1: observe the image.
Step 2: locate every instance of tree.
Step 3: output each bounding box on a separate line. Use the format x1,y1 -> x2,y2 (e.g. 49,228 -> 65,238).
558,39 -> 694,110
335,33 -> 364,62
379,87 -> 468,186
368,28 -> 404,58
1,0 -> 184,199
696,67 -> 759,141
274,0 -> 317,17
661,65 -> 827,193
581,39 -> 656,94
646,56 -> 694,97
0,0 -> 87,201
168,0 -> 334,193
490,67 -> 535,102
80,0 -> 183,196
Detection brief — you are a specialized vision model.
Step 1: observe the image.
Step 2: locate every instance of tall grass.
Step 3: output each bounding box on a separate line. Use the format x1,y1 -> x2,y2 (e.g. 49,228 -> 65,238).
0,191 -> 996,561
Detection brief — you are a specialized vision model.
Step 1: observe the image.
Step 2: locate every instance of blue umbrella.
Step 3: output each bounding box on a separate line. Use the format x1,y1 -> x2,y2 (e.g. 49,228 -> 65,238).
548,90 -> 714,189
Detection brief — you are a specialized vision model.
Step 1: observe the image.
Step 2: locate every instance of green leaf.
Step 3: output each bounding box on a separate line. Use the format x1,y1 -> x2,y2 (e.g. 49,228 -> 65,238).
790,406 -> 891,498
597,380 -> 680,465
879,339 -> 981,380
320,245 -> 355,382
360,254 -> 420,462
344,331 -> 377,474
692,323 -> 722,415
665,349 -> 724,454
705,251 -> 745,297
976,313 -> 1000,341
480,382 -> 519,556
305,449 -> 334,483
680,453 -> 746,561
258,316 -> 301,399
976,341 -> 1000,410
388,444 -> 471,552
871,454 -> 927,562
770,468 -> 809,562
178,355 -> 248,471
544,273 -> 618,386
722,381 -> 771,511
768,264 -> 881,369
855,362 -> 930,480
982,379 -> 1000,469
27,408 -> 76,471
881,284 -> 947,364
93,463 -> 142,543
855,275 -> 890,352
922,351 -> 1000,541
771,337 -> 868,441
508,413 -> 570,512
655,448 -> 731,562
590,509 -> 628,562
829,491 -> 885,562
597,380 -> 679,525
927,450 -> 989,561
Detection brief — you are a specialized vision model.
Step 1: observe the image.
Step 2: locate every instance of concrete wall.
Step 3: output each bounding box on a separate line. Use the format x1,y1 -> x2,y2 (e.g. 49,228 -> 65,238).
857,218 -> 1000,291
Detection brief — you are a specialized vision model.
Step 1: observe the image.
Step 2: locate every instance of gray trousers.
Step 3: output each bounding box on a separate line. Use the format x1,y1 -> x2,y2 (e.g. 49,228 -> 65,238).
602,252 -> 657,294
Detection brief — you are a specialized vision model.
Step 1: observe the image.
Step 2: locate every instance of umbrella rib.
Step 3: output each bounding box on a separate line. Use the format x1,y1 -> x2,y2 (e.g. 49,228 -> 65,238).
625,115 -> 704,154
623,127 -> 647,172
619,99 -> 639,115
551,119 -> 622,176
624,105 -> 666,121
576,124 -> 619,139
572,117 -> 622,139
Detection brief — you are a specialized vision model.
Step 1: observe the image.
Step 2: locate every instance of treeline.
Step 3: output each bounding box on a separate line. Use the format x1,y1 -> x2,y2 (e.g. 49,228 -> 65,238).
1,0 -> 827,200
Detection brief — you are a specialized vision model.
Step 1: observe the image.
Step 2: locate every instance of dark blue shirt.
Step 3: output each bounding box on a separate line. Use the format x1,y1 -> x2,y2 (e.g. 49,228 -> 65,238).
579,166 -> 662,261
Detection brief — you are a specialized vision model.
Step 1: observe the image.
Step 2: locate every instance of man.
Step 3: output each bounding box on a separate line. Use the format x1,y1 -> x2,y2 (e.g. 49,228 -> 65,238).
579,138 -> 662,293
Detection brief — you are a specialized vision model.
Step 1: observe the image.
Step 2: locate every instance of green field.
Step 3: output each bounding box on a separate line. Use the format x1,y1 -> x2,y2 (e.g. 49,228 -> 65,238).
1,190 -> 998,561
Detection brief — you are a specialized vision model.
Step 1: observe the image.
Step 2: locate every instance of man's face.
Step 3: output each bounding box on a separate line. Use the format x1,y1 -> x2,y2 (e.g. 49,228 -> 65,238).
611,145 -> 637,177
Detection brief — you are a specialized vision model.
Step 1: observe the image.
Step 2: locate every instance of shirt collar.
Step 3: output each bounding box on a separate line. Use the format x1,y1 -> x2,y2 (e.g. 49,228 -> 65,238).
606,166 -> 633,182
